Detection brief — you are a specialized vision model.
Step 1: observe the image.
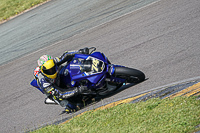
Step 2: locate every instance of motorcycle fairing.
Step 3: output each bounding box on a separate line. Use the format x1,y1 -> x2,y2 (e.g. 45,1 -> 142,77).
91,52 -> 106,61
30,79 -> 45,94
75,52 -> 108,64
60,52 -> 107,87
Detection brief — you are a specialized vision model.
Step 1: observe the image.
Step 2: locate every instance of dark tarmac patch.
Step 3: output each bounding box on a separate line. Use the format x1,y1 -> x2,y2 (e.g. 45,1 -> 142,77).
130,79 -> 200,103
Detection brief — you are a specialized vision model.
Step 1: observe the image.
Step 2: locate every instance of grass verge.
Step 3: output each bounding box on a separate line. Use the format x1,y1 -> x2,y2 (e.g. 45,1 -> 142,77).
31,96 -> 200,133
0,0 -> 48,22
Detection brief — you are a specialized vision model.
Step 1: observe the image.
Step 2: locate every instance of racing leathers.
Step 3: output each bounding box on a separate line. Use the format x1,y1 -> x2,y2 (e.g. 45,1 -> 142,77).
36,48 -> 89,108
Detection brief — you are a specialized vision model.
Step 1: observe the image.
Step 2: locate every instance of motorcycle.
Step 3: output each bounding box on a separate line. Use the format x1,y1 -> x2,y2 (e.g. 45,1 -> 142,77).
30,47 -> 145,111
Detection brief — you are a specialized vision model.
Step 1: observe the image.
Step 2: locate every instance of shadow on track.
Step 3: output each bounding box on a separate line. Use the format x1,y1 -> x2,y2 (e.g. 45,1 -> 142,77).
63,79 -> 148,115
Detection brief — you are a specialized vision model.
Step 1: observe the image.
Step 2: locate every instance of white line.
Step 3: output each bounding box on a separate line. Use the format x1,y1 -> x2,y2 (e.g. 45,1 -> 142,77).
20,0 -> 162,59
66,0 -> 162,40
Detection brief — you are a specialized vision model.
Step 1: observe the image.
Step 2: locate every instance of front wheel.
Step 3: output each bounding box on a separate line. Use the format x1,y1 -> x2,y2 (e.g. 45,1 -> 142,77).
114,67 -> 145,83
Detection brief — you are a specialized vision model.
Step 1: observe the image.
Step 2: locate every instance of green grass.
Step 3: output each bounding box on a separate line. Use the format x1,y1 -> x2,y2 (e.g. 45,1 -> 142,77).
32,96 -> 200,133
0,0 -> 48,22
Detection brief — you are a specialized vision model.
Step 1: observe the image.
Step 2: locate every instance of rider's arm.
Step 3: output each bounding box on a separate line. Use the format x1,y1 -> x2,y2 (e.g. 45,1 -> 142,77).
37,73 -> 54,96
55,51 -> 76,66
54,47 -> 89,66
53,86 -> 87,99
37,73 -> 87,99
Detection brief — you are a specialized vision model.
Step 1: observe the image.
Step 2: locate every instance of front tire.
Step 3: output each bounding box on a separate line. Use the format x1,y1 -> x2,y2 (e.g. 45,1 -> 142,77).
114,67 -> 145,83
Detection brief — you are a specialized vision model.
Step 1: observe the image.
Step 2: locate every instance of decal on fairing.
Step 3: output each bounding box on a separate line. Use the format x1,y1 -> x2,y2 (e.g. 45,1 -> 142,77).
84,56 -> 105,76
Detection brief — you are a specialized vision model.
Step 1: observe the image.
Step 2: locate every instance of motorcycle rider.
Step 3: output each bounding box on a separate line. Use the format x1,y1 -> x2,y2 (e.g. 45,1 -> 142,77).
33,48 -> 89,113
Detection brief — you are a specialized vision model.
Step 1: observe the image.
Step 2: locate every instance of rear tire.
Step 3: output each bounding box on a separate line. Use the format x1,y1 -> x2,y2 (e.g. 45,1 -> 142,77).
114,67 -> 145,83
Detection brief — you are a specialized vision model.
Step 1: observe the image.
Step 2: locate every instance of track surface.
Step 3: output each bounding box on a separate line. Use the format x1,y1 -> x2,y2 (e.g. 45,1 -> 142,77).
0,0 -> 155,65
0,0 -> 200,132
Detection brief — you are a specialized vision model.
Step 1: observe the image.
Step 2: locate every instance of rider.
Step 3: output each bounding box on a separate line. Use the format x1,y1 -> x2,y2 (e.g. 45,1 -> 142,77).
34,48 -> 89,113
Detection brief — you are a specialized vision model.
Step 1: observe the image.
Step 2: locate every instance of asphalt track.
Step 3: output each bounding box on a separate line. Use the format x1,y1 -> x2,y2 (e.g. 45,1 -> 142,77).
0,0 -> 200,132
0,0 -> 156,65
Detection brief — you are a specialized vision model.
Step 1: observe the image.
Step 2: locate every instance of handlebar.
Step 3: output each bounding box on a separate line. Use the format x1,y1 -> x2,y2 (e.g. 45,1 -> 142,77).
89,47 -> 96,54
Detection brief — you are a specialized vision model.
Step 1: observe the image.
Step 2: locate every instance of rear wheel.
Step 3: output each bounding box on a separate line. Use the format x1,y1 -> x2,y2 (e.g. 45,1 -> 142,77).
114,67 -> 145,83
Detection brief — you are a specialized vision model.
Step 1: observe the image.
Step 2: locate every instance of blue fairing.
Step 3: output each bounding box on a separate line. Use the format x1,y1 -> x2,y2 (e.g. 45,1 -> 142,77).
30,79 -> 38,87
75,52 -> 107,62
87,72 -> 105,83
91,52 -> 106,61
30,79 -> 45,94
74,54 -> 89,60
58,52 -> 108,87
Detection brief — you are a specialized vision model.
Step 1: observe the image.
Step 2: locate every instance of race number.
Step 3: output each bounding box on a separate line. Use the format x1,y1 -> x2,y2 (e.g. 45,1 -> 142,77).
91,59 -> 103,72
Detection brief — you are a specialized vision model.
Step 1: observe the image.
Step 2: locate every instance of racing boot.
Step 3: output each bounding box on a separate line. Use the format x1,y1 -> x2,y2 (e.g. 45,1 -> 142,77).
62,105 -> 75,114
62,104 -> 79,114
61,100 -> 80,114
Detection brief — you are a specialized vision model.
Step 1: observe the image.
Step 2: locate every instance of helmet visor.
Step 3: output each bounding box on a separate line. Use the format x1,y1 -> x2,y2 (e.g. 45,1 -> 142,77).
42,65 -> 57,75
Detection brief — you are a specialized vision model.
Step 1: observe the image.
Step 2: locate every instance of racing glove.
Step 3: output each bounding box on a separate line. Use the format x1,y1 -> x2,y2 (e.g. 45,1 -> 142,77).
55,53 -> 75,66
79,47 -> 89,54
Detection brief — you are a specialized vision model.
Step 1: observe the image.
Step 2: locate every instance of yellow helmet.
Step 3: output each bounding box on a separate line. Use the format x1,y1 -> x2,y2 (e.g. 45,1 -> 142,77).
40,59 -> 57,79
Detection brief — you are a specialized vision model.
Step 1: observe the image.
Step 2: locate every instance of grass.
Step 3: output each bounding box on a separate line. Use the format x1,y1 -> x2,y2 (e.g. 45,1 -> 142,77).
0,0 -> 48,22
31,96 -> 200,133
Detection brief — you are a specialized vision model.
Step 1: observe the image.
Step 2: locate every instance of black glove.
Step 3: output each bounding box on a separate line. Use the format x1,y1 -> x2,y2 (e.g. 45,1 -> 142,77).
79,47 -> 89,54
51,89 -> 60,97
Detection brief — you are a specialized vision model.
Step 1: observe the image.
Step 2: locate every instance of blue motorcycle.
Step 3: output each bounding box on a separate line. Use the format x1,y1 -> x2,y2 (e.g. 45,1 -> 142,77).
30,47 -> 145,111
